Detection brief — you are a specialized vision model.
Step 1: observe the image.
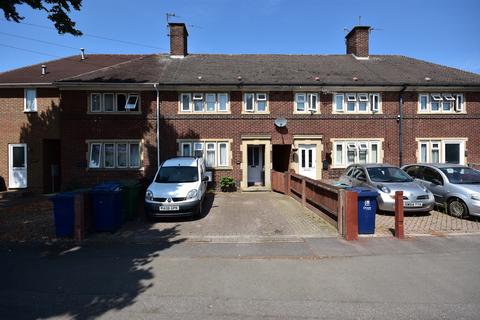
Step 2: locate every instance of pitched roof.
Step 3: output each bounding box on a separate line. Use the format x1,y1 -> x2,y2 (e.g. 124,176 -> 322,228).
59,54 -> 480,87
0,54 -> 145,85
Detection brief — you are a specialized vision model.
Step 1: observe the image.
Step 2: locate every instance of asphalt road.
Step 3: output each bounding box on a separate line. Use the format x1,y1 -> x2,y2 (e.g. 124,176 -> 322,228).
1,235 -> 480,319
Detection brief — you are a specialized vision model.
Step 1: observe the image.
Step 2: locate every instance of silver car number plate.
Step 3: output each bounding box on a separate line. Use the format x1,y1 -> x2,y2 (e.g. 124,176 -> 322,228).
404,201 -> 423,207
158,205 -> 179,211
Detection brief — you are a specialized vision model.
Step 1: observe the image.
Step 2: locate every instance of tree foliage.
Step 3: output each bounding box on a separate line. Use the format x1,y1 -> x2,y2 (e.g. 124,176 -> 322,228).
0,0 -> 83,36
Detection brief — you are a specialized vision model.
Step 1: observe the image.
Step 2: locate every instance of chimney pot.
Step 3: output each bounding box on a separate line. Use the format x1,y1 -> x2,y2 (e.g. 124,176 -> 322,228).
169,23 -> 188,57
41,64 -> 47,75
345,26 -> 370,58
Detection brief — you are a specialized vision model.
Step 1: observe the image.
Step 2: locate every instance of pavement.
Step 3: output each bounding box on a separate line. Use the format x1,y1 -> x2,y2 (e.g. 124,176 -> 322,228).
91,192 -> 338,243
375,209 -> 480,236
1,235 -> 479,319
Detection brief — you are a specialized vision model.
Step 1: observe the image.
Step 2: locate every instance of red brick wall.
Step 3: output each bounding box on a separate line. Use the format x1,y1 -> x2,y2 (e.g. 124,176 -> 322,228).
0,88 -> 60,193
346,27 -> 369,57
56,89 -> 480,190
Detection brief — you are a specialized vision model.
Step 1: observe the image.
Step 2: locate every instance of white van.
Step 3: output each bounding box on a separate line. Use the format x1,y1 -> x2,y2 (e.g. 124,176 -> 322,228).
145,157 -> 208,218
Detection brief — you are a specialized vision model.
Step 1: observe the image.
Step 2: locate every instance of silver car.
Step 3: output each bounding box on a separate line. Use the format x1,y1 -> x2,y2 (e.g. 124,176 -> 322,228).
402,164 -> 480,218
339,164 -> 435,212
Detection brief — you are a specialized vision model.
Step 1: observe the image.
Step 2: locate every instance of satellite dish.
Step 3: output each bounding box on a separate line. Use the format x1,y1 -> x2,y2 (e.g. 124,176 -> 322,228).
274,118 -> 287,128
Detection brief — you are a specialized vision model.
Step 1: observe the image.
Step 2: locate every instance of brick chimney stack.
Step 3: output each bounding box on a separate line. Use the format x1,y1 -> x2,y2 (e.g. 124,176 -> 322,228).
169,23 -> 188,57
345,26 -> 370,58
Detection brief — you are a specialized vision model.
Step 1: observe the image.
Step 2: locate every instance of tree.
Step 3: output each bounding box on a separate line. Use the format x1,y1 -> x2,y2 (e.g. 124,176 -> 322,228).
0,0 -> 83,36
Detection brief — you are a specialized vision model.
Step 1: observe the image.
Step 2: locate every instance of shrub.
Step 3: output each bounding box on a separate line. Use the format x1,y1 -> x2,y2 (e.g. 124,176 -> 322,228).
220,176 -> 236,192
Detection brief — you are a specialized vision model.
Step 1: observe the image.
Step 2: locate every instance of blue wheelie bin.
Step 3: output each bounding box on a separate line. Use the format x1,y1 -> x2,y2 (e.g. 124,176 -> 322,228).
50,192 -> 76,237
349,187 -> 379,234
91,182 -> 123,232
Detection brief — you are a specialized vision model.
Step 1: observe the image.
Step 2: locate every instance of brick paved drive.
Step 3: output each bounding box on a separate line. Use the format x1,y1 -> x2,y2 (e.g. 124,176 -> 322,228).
375,210 -> 480,236
105,192 -> 338,243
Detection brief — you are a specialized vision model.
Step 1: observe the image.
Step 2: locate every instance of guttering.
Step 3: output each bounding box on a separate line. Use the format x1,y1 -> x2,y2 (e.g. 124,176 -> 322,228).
153,83 -> 160,169
398,85 -> 407,167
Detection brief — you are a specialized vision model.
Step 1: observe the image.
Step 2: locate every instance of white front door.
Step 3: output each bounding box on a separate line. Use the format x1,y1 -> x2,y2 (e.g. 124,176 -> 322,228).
8,144 -> 27,189
299,144 -> 316,179
247,145 -> 263,185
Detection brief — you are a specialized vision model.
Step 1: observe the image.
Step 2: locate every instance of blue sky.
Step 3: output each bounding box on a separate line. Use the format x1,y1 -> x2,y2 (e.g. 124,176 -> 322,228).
0,0 -> 479,73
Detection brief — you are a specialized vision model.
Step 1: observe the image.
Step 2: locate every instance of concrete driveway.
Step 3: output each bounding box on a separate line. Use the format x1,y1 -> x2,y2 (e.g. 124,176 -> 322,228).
97,192 -> 337,243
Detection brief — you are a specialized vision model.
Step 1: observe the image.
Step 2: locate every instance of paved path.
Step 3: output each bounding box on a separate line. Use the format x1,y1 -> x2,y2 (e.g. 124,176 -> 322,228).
1,235 -> 480,319
376,210 -> 480,236
97,192 -> 338,243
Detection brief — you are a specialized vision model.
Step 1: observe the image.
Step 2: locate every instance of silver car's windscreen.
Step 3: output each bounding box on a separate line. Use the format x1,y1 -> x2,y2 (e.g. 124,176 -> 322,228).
367,167 -> 413,183
155,166 -> 198,183
439,167 -> 480,184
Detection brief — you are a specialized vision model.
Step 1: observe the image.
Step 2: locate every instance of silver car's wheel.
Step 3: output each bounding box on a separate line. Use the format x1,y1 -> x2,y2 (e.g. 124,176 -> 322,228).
448,199 -> 468,218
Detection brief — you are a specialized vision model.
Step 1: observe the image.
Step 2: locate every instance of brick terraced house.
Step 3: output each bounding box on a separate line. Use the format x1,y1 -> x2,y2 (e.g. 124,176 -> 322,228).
1,23 -> 480,193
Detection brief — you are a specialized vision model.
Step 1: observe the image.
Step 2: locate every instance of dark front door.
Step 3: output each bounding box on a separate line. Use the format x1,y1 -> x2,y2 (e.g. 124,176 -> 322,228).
43,139 -> 61,193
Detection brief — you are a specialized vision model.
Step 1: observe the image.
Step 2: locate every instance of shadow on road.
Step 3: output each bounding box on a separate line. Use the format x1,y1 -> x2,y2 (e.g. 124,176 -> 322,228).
0,225 -> 185,319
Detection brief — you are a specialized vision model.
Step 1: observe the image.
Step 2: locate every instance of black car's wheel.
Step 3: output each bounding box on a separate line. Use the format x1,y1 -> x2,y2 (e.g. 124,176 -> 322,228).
448,199 -> 469,218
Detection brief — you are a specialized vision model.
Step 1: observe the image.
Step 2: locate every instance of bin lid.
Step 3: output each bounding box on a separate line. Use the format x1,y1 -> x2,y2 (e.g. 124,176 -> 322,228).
348,187 -> 379,197
92,182 -> 122,192
119,179 -> 142,188
50,191 -> 76,200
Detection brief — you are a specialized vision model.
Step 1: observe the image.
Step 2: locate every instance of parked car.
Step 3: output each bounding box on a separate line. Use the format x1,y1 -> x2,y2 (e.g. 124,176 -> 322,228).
402,164 -> 480,218
339,164 -> 435,213
145,157 -> 208,218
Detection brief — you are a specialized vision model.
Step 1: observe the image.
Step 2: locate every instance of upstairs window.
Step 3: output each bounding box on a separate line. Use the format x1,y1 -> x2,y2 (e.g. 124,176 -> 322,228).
418,93 -> 464,113
179,93 -> 229,113
244,93 -> 269,113
24,88 -> 37,112
295,93 -> 319,113
334,93 -> 381,113
90,93 -> 140,113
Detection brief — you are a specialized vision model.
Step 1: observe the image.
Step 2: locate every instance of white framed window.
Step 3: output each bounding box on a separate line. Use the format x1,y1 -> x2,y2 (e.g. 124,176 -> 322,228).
180,93 -> 229,113
205,93 -> 216,112
90,93 -> 102,112
103,93 -> 115,112
333,140 -> 383,167
179,140 -> 230,168
90,93 -> 140,113
125,95 -> 139,110
244,93 -> 268,113
334,93 -> 381,113
181,142 -> 192,157
88,141 -> 142,169
418,93 -> 465,113
295,93 -> 318,113
24,88 -> 37,112
193,142 -> 204,157
181,93 -> 191,112
334,94 -> 345,112
417,139 -> 466,165
206,142 -> 216,167
193,93 -> 204,112
89,143 -> 102,168
218,142 -> 228,167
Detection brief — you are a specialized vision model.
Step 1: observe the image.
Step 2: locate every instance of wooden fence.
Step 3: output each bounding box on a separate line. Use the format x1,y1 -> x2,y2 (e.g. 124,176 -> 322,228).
272,170 -> 358,239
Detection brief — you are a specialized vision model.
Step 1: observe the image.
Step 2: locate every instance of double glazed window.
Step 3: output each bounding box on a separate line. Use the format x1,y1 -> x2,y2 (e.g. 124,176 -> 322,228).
24,88 -> 37,112
89,141 -> 141,169
334,93 -> 380,113
180,141 -> 229,168
333,140 -> 381,167
244,93 -> 268,113
418,93 -> 464,113
90,93 -> 140,113
295,93 -> 318,113
180,93 -> 229,112
418,139 -> 465,165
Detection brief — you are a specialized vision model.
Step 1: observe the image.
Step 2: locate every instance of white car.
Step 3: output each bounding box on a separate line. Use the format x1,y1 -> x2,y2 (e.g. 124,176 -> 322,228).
145,157 -> 208,218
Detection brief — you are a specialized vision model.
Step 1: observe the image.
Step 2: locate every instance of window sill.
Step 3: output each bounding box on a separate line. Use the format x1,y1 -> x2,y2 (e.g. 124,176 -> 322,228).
332,111 -> 383,115
418,111 -> 466,114
293,111 -> 321,115
23,110 -> 37,113
207,166 -> 233,171
241,111 -> 270,115
178,111 -> 231,115
87,111 -> 142,115
87,167 -> 144,171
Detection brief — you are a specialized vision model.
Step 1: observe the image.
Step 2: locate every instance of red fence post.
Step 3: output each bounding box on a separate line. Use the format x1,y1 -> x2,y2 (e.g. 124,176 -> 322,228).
395,191 -> 405,239
284,171 -> 290,195
344,191 -> 358,241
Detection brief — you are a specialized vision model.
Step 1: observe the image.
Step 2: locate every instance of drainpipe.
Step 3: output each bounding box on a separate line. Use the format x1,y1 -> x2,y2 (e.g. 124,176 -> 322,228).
153,83 -> 160,168
398,85 -> 407,167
